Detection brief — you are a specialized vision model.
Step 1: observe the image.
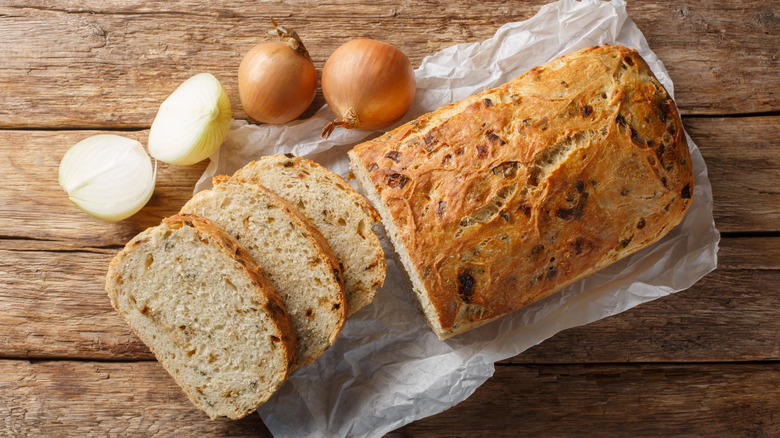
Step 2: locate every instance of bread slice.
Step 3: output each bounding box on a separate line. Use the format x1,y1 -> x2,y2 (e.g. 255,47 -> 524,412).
181,177 -> 346,369
349,45 -> 694,339
105,214 -> 296,420
234,155 -> 386,316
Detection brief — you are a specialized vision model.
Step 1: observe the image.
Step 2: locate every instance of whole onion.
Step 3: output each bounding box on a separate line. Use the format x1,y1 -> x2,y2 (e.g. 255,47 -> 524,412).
321,38 -> 416,137
238,19 -> 317,125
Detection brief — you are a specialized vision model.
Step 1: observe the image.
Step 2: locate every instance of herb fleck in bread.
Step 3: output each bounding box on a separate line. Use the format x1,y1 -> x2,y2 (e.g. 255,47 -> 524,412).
349,45 -> 694,339
181,177 -> 346,369
235,155 -> 386,316
105,214 -> 295,420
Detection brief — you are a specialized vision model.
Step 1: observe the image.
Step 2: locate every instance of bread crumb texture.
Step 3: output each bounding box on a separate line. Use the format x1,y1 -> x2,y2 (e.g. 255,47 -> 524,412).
235,155 -> 386,317
181,178 -> 346,370
105,214 -> 295,419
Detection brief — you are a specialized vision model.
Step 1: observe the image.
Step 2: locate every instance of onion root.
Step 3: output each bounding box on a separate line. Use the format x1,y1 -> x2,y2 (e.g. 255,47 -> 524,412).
322,109 -> 360,138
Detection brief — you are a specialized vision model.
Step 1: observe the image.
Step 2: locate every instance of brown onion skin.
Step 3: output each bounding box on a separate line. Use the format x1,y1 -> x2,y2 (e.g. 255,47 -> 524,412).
238,41 -> 317,124
322,39 -> 416,131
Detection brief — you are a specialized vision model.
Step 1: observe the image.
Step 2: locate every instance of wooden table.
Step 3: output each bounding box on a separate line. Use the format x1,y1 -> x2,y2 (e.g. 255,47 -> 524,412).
1,1 -> 778,436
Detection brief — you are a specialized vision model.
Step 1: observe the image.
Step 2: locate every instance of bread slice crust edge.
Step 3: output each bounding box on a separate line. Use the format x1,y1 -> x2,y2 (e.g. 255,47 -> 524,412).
105,214 -> 296,419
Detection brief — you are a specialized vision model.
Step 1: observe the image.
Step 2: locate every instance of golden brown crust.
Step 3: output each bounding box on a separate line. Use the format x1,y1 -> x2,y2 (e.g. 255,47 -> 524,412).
349,45 -> 694,339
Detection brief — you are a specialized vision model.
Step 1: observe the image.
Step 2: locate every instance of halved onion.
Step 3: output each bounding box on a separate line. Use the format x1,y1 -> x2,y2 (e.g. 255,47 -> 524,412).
148,73 -> 231,165
59,134 -> 156,221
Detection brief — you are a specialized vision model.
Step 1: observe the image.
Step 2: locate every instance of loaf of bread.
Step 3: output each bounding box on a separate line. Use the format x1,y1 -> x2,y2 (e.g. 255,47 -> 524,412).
235,154 -> 386,316
105,214 -> 296,419
348,45 -> 694,339
181,177 -> 346,369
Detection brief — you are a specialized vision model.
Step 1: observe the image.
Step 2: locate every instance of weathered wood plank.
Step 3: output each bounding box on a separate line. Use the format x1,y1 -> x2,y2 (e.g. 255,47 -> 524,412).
510,238 -> 780,364
394,362 -> 780,437
0,237 -> 776,362
1,117 -> 777,248
514,259 -> 780,364
512,237 -> 780,364
0,130 -> 207,246
0,245 -> 149,360
2,359 -> 779,437
687,117 -> 780,233
0,360 -> 271,436
0,1 -> 777,129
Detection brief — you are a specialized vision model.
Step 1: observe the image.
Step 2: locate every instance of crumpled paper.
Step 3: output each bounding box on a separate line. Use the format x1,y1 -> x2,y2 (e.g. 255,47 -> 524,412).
195,0 -> 720,436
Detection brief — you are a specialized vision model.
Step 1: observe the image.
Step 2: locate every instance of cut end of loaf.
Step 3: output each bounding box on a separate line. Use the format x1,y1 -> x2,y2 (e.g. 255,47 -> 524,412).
348,151 -> 448,339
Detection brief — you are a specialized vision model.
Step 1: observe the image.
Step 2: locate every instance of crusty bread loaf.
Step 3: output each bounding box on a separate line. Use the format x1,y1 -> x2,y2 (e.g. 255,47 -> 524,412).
105,214 -> 296,419
349,45 -> 694,339
234,155 -> 386,316
181,177 -> 346,369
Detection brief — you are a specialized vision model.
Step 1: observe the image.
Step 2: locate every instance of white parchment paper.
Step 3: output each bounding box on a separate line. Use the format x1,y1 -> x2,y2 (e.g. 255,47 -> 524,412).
196,0 -> 720,436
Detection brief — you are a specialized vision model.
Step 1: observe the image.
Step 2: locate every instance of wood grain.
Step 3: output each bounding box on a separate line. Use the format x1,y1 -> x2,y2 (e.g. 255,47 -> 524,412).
1,1 -> 778,435
0,237 -> 776,363
514,256 -> 780,364
3,359 -> 779,437
0,1 -> 777,129
0,130 -> 207,246
0,245 -> 149,360
0,360 -> 271,437
394,362 -> 780,437
688,116 -> 780,233
1,116 -> 777,251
